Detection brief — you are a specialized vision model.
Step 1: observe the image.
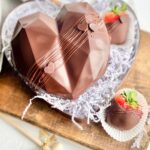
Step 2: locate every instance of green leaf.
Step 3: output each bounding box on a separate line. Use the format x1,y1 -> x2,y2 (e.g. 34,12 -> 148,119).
130,91 -> 137,100
128,91 -> 133,102
121,90 -> 139,108
121,91 -> 128,100
121,3 -> 128,12
112,5 -> 120,15
111,3 -> 127,15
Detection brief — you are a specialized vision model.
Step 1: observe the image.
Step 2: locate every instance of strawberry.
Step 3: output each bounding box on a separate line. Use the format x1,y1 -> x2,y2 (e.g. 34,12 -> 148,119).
104,12 -> 120,23
114,90 -> 140,110
123,102 -> 129,109
104,3 -> 128,24
114,95 -> 127,108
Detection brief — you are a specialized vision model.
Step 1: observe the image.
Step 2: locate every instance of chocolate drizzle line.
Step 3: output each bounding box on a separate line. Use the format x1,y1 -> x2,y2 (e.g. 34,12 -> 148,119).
27,16 -> 89,87
26,17 -> 84,78
27,16 -> 85,79
40,32 -> 88,87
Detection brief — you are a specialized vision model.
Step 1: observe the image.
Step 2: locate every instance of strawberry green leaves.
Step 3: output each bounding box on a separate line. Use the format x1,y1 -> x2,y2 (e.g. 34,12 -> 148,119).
111,3 -> 128,15
114,90 -> 140,109
121,91 -> 139,109
121,3 -> 128,12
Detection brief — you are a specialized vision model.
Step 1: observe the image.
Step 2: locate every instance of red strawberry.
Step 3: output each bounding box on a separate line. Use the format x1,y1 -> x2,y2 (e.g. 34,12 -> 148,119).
123,102 -> 129,109
114,95 -> 126,108
104,12 -> 120,23
104,3 -> 128,24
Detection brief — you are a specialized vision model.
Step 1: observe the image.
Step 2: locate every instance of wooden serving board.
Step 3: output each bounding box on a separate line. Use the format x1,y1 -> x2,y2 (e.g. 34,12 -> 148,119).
0,31 -> 150,150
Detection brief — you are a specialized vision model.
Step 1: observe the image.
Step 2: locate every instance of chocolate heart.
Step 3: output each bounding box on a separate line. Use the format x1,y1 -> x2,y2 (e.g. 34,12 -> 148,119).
11,2 -> 110,99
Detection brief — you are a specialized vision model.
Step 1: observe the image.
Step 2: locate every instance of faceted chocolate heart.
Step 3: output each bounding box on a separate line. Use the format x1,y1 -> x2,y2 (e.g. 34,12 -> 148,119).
11,2 -> 110,99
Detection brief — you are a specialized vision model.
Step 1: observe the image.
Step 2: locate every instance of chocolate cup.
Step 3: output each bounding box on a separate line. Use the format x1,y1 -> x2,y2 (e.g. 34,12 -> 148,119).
106,14 -> 130,44
11,2 -> 110,99
106,100 -> 142,130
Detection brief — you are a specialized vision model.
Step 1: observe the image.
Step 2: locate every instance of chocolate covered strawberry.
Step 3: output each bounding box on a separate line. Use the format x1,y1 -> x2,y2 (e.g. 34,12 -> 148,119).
104,3 -> 128,24
104,3 -> 130,44
106,90 -> 143,130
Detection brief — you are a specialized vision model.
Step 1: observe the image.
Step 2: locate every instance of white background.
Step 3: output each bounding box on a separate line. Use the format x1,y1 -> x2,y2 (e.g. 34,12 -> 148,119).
0,0 -> 150,150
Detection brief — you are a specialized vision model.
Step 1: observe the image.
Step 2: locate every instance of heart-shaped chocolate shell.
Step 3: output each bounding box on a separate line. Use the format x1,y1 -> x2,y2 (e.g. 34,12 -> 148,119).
11,2 -> 110,99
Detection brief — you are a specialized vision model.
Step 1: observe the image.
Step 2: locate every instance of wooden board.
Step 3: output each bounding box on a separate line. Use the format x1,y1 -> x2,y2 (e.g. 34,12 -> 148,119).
0,31 -> 150,150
